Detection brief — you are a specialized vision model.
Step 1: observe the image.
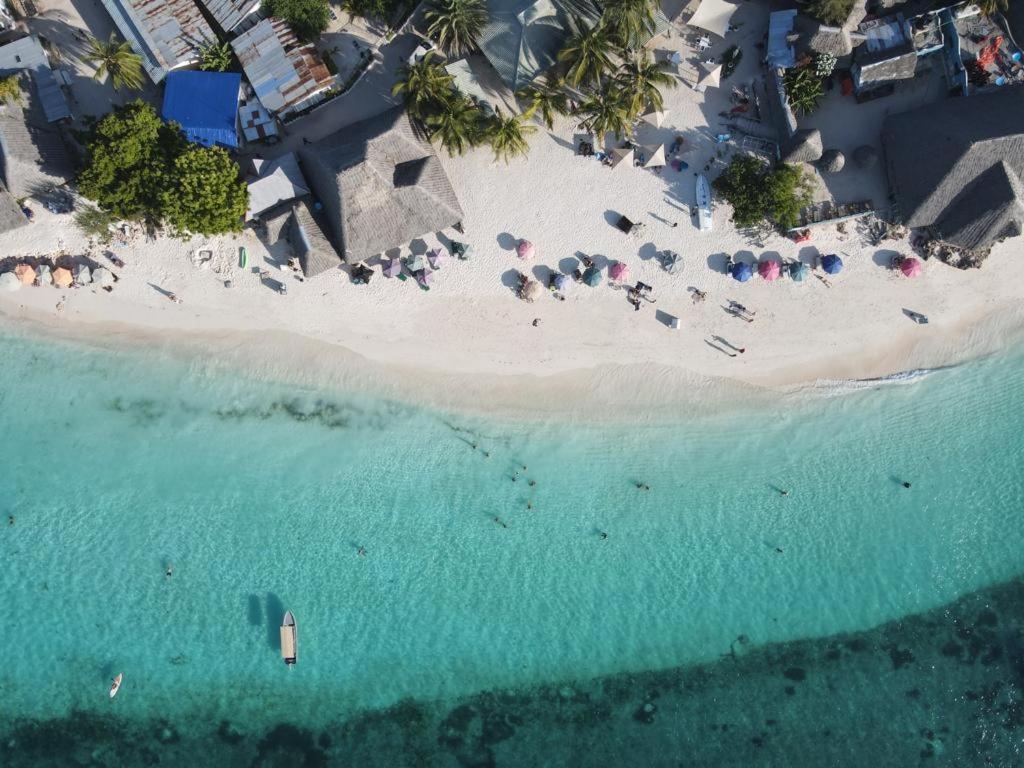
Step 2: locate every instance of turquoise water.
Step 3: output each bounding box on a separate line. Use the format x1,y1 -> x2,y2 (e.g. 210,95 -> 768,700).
1,331 -> 1023,765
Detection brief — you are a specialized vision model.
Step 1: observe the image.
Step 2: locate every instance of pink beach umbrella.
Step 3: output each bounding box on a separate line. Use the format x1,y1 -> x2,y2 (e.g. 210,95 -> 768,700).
427,248 -> 446,269
900,256 -> 922,278
516,240 -> 535,260
758,260 -> 780,281
609,262 -> 630,282
383,256 -> 402,277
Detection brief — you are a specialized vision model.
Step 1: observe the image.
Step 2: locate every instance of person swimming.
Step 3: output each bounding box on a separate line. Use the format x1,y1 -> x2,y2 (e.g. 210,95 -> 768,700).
902,481 -> 912,489
780,489 -> 789,497
357,546 -> 367,557
600,531 -> 608,540
165,564 -> 173,578
528,480 -> 536,487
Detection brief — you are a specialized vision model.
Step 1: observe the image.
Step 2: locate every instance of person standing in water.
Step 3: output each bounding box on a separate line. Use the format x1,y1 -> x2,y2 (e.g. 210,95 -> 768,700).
165,564 -> 173,579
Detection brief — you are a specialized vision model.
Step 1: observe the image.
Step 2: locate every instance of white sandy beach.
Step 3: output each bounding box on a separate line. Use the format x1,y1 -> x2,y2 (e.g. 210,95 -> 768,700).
2,4 -> 1024,414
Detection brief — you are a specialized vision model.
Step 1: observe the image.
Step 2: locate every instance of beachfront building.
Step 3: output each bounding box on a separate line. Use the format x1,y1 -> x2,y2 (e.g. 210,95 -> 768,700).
477,0 -> 602,90
98,0 -> 216,83
246,152 -> 309,220
198,0 -> 264,36
298,107 -> 464,267
881,88 -> 1024,253
0,35 -> 70,124
231,18 -> 334,118
162,71 -> 242,149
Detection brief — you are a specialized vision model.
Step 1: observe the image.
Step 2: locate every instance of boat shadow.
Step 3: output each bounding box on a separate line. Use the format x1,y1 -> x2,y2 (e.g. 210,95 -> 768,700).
265,592 -> 284,651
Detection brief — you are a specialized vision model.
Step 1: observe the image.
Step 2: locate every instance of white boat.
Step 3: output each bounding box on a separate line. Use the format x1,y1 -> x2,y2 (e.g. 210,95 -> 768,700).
109,673 -> 123,699
696,175 -> 713,231
280,611 -> 297,666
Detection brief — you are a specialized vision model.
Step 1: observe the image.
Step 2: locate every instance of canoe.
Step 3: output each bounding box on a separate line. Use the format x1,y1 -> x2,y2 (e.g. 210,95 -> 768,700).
239,247 -> 248,269
109,673 -> 123,699
696,175 -> 713,232
280,611 -> 297,666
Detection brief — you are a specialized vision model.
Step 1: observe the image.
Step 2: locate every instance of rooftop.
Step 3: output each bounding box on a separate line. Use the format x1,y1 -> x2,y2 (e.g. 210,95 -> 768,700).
162,71 -> 241,149
197,0 -> 262,35
0,36 -> 70,123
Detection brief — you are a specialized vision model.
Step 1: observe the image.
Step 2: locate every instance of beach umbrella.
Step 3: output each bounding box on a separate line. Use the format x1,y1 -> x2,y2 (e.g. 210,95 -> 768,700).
641,145 -> 666,168
609,262 -> 630,282
552,273 -> 570,291
516,240 -> 535,260
14,264 -> 36,285
53,267 -> 72,287
384,256 -> 402,277
821,254 -> 843,275
416,268 -> 434,286
789,261 -> 809,282
92,267 -> 114,287
74,264 -> 92,285
608,147 -> 633,170
582,265 -> 602,286
900,256 -> 922,278
640,109 -> 667,128
758,260 -> 780,281
407,254 -> 425,272
730,262 -> 753,282
36,264 -> 52,286
522,280 -> 543,302
0,271 -> 20,291
426,248 -> 446,270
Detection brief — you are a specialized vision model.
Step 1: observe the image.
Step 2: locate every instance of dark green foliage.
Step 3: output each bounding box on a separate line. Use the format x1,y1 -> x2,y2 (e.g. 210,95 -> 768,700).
264,0 -> 330,40
784,66 -> 824,116
807,0 -> 855,25
713,155 -> 813,230
76,101 -> 247,236
199,41 -> 233,72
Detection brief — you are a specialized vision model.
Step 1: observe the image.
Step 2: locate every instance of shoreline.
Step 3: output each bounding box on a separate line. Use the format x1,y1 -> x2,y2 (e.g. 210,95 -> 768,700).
2,295 -> 1021,422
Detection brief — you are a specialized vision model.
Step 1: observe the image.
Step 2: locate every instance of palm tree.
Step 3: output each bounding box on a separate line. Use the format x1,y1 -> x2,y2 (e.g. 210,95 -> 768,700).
978,0 -> 1008,17
557,25 -> 615,88
575,89 -> 632,140
391,53 -> 455,117
614,49 -> 676,118
426,96 -> 483,156
85,33 -> 144,91
516,76 -> 569,130
425,0 -> 488,56
487,110 -> 536,163
601,0 -> 657,49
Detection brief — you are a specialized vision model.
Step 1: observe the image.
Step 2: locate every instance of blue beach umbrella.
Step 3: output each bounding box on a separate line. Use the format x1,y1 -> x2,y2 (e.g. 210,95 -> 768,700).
789,261 -> 809,282
821,254 -> 843,274
553,273 -> 570,291
583,265 -> 602,286
730,261 -> 753,282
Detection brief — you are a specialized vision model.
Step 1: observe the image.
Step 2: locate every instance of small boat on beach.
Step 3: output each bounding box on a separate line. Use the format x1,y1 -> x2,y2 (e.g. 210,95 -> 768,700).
280,611 -> 297,666
696,175 -> 713,231
109,673 -> 123,699
239,247 -> 248,269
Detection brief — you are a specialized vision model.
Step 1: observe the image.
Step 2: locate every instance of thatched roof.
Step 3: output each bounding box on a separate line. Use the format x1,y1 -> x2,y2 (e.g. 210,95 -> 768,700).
290,197 -> 340,278
0,183 -> 28,234
299,108 -> 464,265
0,98 -> 71,199
781,128 -> 823,164
820,149 -> 845,173
881,89 -> 1024,250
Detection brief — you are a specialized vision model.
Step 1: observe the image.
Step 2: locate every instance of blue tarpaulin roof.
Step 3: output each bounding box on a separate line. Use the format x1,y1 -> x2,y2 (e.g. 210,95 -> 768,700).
767,10 -> 797,69
162,71 -> 241,149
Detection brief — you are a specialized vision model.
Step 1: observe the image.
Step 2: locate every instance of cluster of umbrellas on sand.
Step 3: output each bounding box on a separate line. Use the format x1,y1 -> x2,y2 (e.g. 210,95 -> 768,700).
515,240 -> 636,301
0,262 -> 115,292
728,254 -> 843,283
382,247 -> 452,289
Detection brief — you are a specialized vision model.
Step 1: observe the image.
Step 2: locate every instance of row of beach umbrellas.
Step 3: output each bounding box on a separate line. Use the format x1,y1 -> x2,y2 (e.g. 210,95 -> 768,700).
730,253 -> 922,282
0,263 -> 114,291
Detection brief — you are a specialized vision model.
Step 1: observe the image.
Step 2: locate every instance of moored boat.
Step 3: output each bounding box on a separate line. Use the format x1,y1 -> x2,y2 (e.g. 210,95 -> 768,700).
109,673 -> 123,699
280,611 -> 297,666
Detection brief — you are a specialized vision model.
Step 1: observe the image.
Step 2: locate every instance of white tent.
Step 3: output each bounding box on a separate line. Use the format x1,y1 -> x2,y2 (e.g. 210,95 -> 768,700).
641,145 -> 666,168
688,0 -> 739,38
695,62 -> 722,92
608,147 -> 634,169
640,109 -> 667,128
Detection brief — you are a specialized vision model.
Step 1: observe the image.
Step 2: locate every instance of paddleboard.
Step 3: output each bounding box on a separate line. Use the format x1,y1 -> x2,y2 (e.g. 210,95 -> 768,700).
696,175 -> 713,231
239,247 -> 248,269
109,673 -> 123,699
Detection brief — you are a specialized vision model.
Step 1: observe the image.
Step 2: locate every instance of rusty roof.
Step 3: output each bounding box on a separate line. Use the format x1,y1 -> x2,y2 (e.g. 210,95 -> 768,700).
198,0 -> 262,34
99,0 -> 215,82
231,18 -> 333,116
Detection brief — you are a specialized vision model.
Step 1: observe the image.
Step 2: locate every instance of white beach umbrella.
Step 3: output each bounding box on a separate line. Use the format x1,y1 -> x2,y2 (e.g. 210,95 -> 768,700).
74,264 -> 92,285
36,264 -> 52,286
0,271 -> 21,291
642,145 -> 666,168
608,147 -> 634,169
92,267 -> 114,286
695,62 -> 722,92
640,109 -> 667,128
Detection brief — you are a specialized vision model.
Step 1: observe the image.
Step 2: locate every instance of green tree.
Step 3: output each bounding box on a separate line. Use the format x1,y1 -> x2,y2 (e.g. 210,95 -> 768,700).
784,66 -> 824,116
978,0 -> 1009,15
264,0 -> 330,41
516,76 -> 568,129
426,96 -> 484,156
807,0 -> 854,25
574,89 -> 631,139
199,41 -> 233,72
601,0 -> 657,49
713,155 -> 812,230
84,33 -> 144,91
425,0 -> 487,56
340,0 -> 389,21
391,53 -> 455,117
557,25 -> 615,88
74,205 -> 118,243
487,110 -> 536,163
77,101 -> 174,220
614,49 -> 676,118
162,145 -> 247,236
0,73 -> 22,106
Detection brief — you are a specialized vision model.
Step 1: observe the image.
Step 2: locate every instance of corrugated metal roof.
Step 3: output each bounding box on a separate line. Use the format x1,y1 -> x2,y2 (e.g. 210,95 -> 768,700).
247,151 -> 309,218
231,18 -> 333,116
162,70 -> 241,148
99,0 -> 215,82
0,36 -> 71,123
199,0 -> 262,35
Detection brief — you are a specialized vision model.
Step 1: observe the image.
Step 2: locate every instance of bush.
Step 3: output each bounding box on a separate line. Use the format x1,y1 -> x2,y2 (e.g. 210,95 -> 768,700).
807,0 -> 855,25
784,66 -> 824,116
0,73 -> 22,106
713,155 -> 813,231
200,41 -> 233,72
264,0 -> 330,41
74,205 -> 118,243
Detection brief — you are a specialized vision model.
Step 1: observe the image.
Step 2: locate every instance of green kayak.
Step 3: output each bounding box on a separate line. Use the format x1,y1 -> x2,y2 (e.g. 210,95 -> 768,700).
239,247 -> 247,269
